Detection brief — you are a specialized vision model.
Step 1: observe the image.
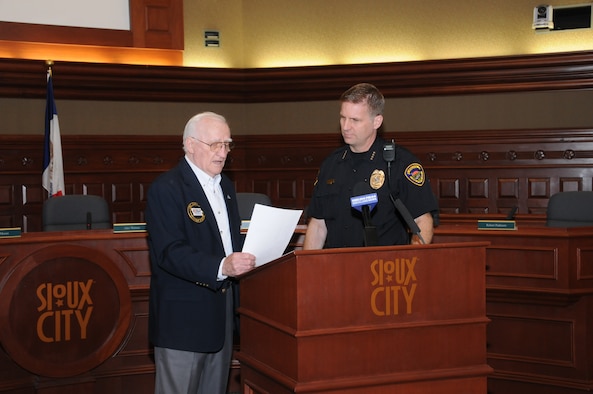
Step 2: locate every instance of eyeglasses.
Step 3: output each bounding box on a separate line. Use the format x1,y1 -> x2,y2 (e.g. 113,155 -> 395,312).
190,137 -> 235,152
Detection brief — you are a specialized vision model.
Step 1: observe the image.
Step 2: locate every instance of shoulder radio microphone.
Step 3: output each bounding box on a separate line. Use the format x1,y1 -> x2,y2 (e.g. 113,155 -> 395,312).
383,139 -> 396,163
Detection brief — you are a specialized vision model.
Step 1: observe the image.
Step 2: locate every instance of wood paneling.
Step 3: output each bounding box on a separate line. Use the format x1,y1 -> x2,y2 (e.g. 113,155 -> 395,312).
434,225 -> 593,393
2,50 -> 593,101
1,128 -> 593,232
399,128 -> 593,218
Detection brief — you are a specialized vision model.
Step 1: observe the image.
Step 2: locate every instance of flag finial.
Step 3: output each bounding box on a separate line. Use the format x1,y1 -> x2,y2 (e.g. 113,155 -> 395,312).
46,60 -> 53,76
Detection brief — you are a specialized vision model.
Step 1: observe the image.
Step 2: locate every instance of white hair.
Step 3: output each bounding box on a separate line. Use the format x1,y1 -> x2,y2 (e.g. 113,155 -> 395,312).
182,112 -> 228,152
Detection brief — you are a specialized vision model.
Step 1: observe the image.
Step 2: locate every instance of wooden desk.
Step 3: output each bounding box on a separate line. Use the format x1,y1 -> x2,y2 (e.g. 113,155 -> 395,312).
6,224 -> 590,393
0,230 -> 153,393
0,230 -> 247,394
434,224 -> 593,394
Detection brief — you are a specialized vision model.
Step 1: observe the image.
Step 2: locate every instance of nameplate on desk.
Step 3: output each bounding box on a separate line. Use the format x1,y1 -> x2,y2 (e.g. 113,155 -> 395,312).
113,223 -> 147,233
477,220 -> 517,230
0,227 -> 22,238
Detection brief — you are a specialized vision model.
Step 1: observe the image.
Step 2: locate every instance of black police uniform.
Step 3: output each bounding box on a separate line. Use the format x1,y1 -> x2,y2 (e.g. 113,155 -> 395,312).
307,136 -> 438,248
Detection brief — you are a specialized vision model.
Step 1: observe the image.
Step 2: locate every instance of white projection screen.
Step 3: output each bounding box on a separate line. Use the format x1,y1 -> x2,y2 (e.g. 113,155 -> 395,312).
0,0 -> 130,30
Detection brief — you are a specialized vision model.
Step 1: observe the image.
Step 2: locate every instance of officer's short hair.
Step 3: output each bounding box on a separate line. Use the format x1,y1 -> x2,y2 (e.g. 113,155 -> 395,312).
340,83 -> 385,117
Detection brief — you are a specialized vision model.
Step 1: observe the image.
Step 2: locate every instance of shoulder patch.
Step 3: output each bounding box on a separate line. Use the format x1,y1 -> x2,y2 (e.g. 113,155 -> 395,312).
404,163 -> 425,186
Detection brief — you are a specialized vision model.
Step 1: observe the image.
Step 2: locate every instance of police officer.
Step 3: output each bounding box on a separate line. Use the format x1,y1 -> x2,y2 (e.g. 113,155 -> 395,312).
303,83 -> 438,249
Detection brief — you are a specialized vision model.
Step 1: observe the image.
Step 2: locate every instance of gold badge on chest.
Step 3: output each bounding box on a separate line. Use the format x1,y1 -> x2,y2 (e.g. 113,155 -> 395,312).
370,169 -> 385,190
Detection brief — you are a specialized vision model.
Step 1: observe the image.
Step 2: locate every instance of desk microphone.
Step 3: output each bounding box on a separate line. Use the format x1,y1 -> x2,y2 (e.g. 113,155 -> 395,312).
86,212 -> 92,230
350,182 -> 379,246
506,206 -> 518,220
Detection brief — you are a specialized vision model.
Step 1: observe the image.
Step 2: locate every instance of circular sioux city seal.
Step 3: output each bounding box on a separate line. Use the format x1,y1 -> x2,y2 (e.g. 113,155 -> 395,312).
0,244 -> 131,378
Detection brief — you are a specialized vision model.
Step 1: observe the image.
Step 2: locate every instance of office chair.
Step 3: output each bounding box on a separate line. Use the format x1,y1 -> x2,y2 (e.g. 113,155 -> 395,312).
236,192 -> 272,221
42,194 -> 112,231
546,191 -> 593,227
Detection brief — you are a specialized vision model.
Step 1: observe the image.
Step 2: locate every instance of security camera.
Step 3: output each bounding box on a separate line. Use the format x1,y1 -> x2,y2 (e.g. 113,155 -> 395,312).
532,5 -> 554,30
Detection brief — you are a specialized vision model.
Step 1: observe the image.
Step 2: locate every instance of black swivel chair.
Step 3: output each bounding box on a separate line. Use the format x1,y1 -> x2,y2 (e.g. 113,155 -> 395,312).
546,191 -> 593,227
236,192 -> 272,221
42,194 -> 112,231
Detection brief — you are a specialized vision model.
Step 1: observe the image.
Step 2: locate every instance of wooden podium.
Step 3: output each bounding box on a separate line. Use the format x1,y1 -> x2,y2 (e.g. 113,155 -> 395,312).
237,243 -> 492,393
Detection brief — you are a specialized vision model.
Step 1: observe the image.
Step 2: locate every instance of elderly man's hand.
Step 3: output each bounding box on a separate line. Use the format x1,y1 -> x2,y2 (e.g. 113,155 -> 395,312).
222,252 -> 256,277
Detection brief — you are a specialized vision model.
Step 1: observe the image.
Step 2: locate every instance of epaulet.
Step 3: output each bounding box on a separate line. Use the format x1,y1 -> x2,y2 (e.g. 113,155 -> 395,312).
330,145 -> 348,155
329,146 -> 348,160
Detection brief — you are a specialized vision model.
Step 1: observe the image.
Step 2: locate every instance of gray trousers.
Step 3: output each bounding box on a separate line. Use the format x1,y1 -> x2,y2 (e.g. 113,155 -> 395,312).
154,288 -> 234,394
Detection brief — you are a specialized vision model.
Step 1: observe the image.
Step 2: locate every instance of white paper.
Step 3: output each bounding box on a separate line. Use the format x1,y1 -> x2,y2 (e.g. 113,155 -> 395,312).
242,204 -> 303,266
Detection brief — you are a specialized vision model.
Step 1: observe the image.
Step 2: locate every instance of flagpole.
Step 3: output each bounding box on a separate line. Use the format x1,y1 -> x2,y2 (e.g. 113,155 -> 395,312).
42,60 -> 65,198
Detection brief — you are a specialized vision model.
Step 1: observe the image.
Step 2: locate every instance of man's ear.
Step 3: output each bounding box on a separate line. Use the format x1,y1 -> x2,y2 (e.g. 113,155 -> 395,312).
373,114 -> 384,130
184,137 -> 195,154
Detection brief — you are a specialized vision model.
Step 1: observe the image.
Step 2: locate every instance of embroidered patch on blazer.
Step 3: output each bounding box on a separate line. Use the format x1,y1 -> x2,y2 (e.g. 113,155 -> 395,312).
404,163 -> 425,186
187,202 -> 206,223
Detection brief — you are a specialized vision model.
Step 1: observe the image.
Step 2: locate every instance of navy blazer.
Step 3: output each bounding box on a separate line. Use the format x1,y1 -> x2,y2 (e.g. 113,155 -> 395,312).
145,158 -> 242,353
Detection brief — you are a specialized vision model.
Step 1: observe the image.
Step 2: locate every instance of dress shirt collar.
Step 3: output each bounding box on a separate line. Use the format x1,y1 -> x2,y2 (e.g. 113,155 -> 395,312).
185,156 -> 222,191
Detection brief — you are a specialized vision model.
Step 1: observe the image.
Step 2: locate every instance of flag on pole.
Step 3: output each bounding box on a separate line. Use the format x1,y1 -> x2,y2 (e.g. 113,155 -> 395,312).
42,69 -> 65,197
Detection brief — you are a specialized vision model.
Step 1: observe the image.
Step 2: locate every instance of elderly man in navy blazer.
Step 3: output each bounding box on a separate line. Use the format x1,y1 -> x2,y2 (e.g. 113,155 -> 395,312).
146,112 -> 257,394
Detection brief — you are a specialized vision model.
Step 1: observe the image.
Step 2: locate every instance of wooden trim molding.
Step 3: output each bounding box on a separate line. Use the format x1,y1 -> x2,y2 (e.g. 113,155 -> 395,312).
1,50 -> 593,102
1,128 -> 592,232
0,22 -> 134,47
